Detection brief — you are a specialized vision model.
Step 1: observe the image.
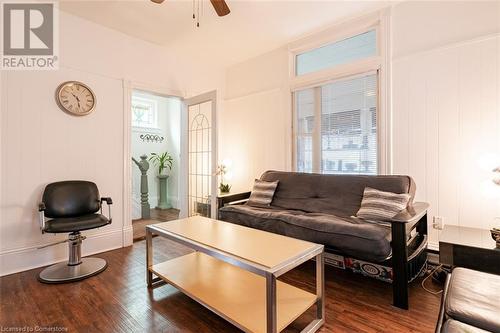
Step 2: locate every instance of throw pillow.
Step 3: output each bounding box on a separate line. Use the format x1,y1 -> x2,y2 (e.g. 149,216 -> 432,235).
247,179 -> 279,207
356,187 -> 411,221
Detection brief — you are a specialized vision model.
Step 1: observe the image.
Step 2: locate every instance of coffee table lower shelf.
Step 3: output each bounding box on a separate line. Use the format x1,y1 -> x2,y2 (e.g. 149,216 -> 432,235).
151,252 -> 316,333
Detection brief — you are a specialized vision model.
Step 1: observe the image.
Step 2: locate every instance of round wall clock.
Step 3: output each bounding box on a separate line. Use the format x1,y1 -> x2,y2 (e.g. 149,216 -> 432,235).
55,81 -> 96,116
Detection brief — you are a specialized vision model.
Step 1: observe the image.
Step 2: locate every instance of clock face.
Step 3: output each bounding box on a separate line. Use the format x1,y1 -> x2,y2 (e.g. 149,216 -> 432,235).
56,81 -> 96,116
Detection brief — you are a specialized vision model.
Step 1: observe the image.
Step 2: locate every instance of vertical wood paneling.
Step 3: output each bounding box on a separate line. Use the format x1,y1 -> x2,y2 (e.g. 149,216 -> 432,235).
407,60 -> 427,202
458,43 -> 482,227
436,48 -> 460,233
220,89 -> 286,192
424,52 -> 441,246
478,39 -> 500,229
1,68 -> 125,252
392,60 -> 410,175
393,35 -> 500,247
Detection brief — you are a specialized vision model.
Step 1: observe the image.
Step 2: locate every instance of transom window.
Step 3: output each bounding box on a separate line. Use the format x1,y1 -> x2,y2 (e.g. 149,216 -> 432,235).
295,30 -> 377,76
131,96 -> 158,129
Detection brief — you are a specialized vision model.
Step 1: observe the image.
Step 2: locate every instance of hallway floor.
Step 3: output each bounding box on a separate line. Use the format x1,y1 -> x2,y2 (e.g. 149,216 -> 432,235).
132,208 -> 180,241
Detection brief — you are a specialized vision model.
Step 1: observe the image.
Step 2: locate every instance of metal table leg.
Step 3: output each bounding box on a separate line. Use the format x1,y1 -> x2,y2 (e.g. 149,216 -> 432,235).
266,272 -> 277,333
301,252 -> 325,333
146,227 -> 153,287
316,252 -> 325,320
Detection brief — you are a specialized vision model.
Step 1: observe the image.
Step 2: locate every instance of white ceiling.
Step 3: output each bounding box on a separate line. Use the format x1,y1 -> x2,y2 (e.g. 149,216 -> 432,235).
60,0 -> 390,67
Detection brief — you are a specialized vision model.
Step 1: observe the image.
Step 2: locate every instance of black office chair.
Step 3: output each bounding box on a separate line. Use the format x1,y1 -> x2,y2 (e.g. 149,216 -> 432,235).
37,181 -> 113,283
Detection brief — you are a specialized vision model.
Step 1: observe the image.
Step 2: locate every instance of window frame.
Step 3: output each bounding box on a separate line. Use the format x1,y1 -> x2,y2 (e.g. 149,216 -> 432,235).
131,96 -> 159,130
293,71 -> 380,174
289,10 -> 390,175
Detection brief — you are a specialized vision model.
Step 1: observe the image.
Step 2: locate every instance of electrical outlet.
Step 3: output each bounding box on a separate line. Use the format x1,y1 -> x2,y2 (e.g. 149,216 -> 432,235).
433,216 -> 444,230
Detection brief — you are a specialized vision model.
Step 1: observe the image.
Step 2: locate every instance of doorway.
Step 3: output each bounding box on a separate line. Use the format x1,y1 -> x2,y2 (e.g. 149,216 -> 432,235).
130,89 -> 181,240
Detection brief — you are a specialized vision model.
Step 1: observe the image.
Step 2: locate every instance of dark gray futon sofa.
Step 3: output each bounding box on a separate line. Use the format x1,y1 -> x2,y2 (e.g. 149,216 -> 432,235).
218,170 -> 429,309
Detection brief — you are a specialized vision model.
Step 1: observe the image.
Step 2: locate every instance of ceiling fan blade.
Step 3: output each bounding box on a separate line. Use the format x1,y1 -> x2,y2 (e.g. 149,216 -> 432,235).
210,0 -> 230,16
150,0 -> 165,4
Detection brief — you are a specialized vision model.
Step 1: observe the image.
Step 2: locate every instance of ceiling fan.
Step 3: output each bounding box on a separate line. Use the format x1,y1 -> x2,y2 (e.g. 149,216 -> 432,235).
151,0 -> 230,17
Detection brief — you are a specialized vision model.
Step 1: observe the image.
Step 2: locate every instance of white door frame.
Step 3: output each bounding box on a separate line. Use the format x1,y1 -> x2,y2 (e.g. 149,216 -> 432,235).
183,90 -> 218,219
122,80 -> 184,247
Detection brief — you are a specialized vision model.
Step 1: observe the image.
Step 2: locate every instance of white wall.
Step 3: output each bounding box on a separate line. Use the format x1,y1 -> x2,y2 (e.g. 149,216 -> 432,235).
221,1 -> 500,248
391,1 -> 500,59
0,11 -> 223,276
391,1 -> 500,249
220,47 -> 291,192
220,9 -> 387,190
1,68 -> 125,275
164,97 -> 182,208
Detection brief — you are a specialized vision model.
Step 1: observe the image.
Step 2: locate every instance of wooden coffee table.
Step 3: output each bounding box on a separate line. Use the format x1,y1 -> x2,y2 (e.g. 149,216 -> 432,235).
146,216 -> 325,333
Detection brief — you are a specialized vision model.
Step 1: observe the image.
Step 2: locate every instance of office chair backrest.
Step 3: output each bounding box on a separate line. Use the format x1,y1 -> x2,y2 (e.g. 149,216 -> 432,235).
42,181 -> 100,218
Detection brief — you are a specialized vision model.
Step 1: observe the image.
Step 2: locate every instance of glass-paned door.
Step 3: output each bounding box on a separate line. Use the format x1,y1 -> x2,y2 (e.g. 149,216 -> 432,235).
186,92 -> 217,218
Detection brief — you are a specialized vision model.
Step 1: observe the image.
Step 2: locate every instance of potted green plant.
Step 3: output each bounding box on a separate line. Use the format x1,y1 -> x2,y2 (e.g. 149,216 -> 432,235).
219,183 -> 231,193
216,163 -> 232,194
149,152 -> 174,209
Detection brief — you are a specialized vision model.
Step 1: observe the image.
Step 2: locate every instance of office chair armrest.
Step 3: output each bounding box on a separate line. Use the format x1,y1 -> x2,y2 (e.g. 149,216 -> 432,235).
38,202 -> 46,232
100,197 -> 113,223
100,197 -> 113,205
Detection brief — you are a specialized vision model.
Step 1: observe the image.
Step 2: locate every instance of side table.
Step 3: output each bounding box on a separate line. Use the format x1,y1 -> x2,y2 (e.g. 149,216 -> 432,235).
439,225 -> 500,275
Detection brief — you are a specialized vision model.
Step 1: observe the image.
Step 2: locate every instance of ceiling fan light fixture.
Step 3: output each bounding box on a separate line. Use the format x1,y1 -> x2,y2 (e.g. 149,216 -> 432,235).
210,0 -> 230,16
149,0 -> 230,27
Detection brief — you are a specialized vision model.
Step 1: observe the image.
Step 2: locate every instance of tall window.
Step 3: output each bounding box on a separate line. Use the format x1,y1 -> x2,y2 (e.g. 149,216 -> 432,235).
295,74 -> 377,174
293,26 -> 380,175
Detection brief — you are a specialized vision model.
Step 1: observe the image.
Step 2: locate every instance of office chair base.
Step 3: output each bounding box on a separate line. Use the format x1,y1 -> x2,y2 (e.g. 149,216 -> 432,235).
38,257 -> 107,284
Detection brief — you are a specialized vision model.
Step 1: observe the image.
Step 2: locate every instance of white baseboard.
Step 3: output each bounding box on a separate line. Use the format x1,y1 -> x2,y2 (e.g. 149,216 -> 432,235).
428,241 -> 439,252
0,228 -> 127,277
123,225 -> 134,246
169,196 -> 179,209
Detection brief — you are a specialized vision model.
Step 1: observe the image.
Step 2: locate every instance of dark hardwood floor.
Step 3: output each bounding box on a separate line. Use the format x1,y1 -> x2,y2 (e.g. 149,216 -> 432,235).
0,238 -> 441,333
132,208 -> 180,241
